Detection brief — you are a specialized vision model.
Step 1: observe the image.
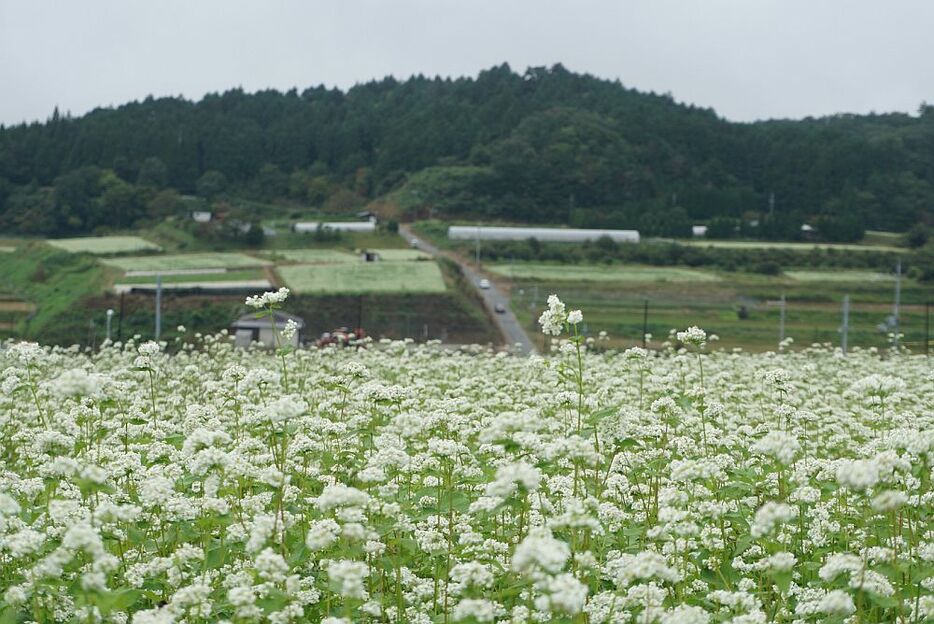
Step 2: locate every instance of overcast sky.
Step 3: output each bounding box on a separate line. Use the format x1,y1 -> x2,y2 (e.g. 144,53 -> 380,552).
1,1 -> 932,126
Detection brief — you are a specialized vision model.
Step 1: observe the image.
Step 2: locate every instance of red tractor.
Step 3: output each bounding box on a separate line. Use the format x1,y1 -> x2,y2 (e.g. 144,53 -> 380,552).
315,327 -> 367,348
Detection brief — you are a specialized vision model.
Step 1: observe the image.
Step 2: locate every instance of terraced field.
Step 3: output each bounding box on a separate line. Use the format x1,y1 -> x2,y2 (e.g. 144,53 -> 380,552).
262,249 -> 359,264
278,260 -> 447,294
102,252 -> 270,272
115,269 -> 268,285
784,270 -> 897,282
47,235 -> 162,254
365,248 -> 430,261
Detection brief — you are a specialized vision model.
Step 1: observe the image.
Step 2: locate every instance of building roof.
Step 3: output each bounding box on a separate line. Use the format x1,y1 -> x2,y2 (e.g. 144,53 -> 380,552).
232,310 -> 305,329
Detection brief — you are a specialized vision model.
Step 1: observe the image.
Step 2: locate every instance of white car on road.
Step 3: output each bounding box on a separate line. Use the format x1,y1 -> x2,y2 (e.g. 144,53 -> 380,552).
478,278 -> 491,289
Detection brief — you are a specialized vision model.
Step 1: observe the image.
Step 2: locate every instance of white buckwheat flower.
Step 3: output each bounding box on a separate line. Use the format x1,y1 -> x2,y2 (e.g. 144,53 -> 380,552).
538,295 -> 567,336
326,559 -> 369,599
818,590 -> 856,616
245,287 -> 290,309
512,528 -> 570,575
280,319 -> 300,341
676,326 -> 707,347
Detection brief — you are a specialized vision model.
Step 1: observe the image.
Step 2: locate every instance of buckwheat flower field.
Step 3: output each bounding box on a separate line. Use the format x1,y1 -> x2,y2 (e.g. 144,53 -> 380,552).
0,293 -> 932,624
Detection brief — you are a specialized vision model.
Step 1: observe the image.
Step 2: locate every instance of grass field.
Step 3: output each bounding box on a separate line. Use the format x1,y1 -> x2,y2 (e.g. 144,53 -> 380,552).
0,244 -> 108,341
278,260 -> 447,294
488,262 -> 720,282
102,252 -> 271,272
261,249 -> 359,264
680,239 -> 903,253
47,235 -> 162,254
785,270 -> 897,282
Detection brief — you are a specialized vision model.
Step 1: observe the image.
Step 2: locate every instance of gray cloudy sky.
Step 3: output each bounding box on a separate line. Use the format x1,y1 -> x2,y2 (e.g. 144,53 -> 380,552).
1,1 -> 931,126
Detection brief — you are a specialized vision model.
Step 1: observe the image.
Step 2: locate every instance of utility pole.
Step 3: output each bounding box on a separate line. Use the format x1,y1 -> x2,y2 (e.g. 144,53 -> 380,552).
778,292 -> 786,349
106,308 -> 114,342
893,259 -> 902,351
840,295 -> 849,356
924,301 -> 930,356
768,192 -> 775,217
356,295 -> 363,331
154,274 -> 162,341
475,226 -> 481,269
642,298 -> 649,348
117,293 -> 125,342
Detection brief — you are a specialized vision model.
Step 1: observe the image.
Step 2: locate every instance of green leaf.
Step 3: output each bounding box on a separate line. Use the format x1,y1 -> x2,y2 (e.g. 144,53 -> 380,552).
98,588 -> 142,614
206,545 -> 227,569
771,570 -> 792,594
866,593 -> 899,609
0,606 -> 22,624
75,477 -> 116,497
733,535 -> 754,555
257,589 -> 290,614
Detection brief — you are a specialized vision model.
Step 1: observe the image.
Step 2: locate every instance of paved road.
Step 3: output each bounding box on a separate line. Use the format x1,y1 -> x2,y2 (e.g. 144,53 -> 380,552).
399,224 -> 536,355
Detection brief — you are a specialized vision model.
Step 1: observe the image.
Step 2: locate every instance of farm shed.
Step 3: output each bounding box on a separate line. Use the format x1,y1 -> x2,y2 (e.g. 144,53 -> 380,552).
293,221 -> 377,234
447,225 -> 640,244
231,311 -> 305,349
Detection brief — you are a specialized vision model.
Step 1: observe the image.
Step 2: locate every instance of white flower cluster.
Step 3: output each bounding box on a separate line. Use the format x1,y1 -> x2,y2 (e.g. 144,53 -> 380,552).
0,313 -> 929,622
280,318 -> 300,341
512,528 -> 571,575
538,294 -> 567,336
245,287 -> 290,309
751,430 -> 800,465
677,326 -> 707,347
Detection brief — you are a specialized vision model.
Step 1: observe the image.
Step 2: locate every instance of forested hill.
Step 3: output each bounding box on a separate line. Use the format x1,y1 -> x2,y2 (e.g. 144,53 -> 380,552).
1,63 -> 932,239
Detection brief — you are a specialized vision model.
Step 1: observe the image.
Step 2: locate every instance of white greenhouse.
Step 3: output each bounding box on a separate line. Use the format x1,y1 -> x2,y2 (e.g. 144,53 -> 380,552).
448,225 -> 640,244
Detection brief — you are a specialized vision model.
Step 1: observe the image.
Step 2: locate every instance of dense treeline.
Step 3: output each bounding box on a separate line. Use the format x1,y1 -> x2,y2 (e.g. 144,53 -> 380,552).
0,63 -> 932,238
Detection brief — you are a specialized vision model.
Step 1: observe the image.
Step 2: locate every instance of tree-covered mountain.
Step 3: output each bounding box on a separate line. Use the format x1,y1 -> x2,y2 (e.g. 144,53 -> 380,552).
0,63 -> 931,239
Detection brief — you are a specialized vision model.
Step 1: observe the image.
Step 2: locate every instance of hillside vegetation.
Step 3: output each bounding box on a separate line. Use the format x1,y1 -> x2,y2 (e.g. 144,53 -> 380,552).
1,64 -> 932,240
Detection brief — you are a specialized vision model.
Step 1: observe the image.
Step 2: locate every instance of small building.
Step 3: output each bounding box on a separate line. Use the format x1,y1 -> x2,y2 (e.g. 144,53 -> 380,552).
360,250 -> 381,262
191,211 -> 212,223
231,311 -> 305,349
692,225 -> 708,237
